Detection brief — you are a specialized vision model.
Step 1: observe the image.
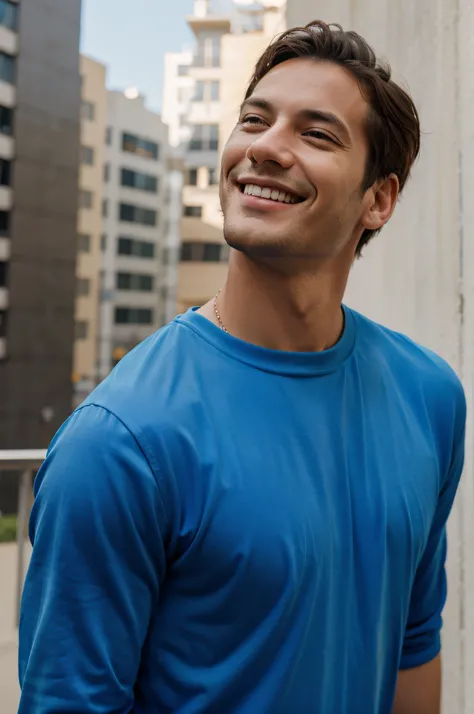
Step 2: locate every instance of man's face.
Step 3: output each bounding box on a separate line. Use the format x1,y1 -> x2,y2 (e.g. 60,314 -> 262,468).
220,58 -> 376,261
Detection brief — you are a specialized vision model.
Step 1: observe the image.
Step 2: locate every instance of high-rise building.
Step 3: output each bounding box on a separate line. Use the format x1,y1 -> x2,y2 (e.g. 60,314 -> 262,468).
73,55 -> 108,405
162,50 -> 194,150
98,90 -> 170,379
0,0 -> 82,449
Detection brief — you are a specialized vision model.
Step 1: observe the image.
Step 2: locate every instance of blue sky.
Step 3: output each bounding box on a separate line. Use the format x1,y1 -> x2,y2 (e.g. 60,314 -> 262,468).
81,0 -> 232,113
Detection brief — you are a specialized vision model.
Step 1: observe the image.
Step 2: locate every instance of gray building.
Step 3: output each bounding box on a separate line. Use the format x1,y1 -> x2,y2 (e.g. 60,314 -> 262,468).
0,0 -> 82,449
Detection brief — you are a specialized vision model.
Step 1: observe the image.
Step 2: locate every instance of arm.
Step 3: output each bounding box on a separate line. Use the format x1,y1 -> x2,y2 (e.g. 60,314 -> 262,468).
394,382 -> 466,714
18,405 -> 168,714
392,655 -> 441,714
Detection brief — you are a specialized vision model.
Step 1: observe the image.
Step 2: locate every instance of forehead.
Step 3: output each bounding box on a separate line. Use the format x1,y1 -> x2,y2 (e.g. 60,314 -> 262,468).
250,57 -> 369,136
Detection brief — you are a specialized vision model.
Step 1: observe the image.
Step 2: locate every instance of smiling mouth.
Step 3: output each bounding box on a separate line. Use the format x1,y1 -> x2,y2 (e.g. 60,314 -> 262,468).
239,183 -> 304,205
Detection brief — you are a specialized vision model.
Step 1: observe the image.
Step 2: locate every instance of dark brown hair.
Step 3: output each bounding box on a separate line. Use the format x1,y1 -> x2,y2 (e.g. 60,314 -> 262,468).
246,21 -> 421,256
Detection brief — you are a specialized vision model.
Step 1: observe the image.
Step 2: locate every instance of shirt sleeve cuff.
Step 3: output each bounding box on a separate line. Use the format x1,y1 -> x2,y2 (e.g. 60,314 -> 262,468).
399,636 -> 441,670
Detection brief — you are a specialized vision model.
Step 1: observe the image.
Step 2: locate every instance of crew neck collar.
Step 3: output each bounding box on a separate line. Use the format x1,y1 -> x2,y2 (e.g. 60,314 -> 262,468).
175,305 -> 356,377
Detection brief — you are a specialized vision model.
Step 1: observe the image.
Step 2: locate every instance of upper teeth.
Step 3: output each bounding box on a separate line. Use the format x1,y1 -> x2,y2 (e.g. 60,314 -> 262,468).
243,184 -> 297,204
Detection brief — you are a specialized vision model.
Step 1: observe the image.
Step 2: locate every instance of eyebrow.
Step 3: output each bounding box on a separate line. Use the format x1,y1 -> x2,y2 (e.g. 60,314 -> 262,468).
240,97 -> 351,144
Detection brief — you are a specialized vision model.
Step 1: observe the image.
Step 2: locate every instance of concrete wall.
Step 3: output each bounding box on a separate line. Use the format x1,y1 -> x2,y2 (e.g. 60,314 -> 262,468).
286,2 -> 473,711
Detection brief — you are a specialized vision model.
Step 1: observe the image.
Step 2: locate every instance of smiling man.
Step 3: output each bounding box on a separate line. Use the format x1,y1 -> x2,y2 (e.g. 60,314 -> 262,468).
19,21 -> 465,714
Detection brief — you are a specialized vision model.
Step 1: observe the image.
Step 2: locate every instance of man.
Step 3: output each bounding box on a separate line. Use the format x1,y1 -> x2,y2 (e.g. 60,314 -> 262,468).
19,21 -> 465,714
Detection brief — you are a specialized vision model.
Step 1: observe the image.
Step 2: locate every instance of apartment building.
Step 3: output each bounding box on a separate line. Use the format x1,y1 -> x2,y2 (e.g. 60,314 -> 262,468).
98,90 -> 169,379
73,55 -> 108,405
162,50 -> 194,150
0,0 -> 82,448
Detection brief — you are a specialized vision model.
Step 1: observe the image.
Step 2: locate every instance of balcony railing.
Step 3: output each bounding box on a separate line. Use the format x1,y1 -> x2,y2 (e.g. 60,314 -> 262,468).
0,450 -> 46,626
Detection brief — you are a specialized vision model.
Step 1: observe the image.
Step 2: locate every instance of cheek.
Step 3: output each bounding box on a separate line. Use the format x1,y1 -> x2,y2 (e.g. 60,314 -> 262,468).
309,152 -> 364,202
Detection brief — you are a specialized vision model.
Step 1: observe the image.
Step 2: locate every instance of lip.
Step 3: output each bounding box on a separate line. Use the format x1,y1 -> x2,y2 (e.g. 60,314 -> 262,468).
239,192 -> 298,211
236,176 -> 306,201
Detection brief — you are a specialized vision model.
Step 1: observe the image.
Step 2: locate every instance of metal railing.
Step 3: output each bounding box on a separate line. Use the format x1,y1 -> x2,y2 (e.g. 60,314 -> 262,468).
0,450 -> 46,626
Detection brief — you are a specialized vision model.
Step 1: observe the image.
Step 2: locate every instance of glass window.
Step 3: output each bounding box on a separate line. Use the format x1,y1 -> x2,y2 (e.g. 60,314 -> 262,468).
77,234 -> 91,252
0,210 -> 9,235
81,101 -> 95,121
114,307 -> 153,325
104,163 -> 110,182
116,272 -> 154,292
122,132 -> 159,161
178,64 -> 189,76
0,106 -> 13,135
0,159 -> 11,186
81,146 -> 94,165
119,203 -> 157,226
75,321 -> 88,340
0,52 -> 15,84
0,1 -> 18,31
212,37 -> 221,67
121,168 -> 158,193
183,205 -> 202,218
0,308 -> 7,337
118,237 -> 155,258
189,124 -> 219,152
210,81 -> 220,101
187,168 -> 198,186
79,190 -> 93,209
101,234 -> 107,251
193,81 -> 205,102
209,124 -> 219,151
0,259 -> 7,287
105,126 -> 113,145
208,168 -> 217,185
76,278 -> 90,296
102,199 -> 108,217
181,242 -> 228,262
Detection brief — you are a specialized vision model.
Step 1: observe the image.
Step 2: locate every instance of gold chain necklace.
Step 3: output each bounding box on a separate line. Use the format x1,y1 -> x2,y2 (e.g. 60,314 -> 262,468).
213,289 -> 228,333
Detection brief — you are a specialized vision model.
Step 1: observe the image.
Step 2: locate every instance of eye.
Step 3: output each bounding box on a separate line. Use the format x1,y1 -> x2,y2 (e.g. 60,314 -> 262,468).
241,115 -> 266,127
304,130 -> 338,144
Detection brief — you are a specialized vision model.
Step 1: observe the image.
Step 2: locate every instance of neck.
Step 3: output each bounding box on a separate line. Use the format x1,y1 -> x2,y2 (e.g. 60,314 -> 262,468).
209,250 -> 352,352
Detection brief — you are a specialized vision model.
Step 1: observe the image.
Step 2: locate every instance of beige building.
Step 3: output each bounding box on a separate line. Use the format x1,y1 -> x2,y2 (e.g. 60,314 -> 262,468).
73,56 -> 108,402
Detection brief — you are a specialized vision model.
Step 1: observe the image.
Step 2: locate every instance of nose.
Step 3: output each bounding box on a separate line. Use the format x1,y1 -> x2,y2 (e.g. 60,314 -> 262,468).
246,122 -> 295,169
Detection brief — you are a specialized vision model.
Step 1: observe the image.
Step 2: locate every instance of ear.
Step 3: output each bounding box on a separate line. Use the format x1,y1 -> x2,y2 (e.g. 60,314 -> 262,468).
361,174 -> 399,232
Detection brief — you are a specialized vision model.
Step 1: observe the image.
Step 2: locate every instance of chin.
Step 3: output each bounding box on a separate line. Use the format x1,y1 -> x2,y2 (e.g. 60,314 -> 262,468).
224,222 -> 291,259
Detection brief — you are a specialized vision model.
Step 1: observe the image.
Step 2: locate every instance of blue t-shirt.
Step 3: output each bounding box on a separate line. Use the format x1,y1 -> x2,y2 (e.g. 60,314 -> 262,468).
19,307 -> 465,714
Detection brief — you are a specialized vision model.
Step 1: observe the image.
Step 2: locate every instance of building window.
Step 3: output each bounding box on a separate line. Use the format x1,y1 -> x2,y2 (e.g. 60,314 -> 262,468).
81,100 -> 95,121
181,242 -> 229,262
76,278 -> 90,296
104,163 -> 110,182
0,51 -> 15,84
79,190 -> 93,209
193,81 -> 205,102
187,168 -> 198,186
208,168 -> 218,185
121,168 -> 158,193
122,132 -> 159,161
75,321 -> 89,340
178,64 -> 189,76
114,307 -> 153,325
105,126 -> 113,145
102,199 -> 108,217
0,308 -> 7,337
101,234 -> 107,251
116,272 -> 154,292
0,260 -> 7,287
0,106 -> 12,135
212,37 -> 221,67
117,237 -> 155,258
77,233 -> 91,252
0,210 -> 9,235
189,124 -> 219,152
0,159 -> 11,186
183,205 -> 202,218
210,81 -> 220,101
119,202 -> 157,226
81,146 -> 95,165
0,1 -> 18,32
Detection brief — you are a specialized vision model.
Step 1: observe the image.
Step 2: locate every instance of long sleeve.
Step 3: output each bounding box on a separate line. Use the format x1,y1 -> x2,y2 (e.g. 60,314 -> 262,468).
18,404 -> 168,713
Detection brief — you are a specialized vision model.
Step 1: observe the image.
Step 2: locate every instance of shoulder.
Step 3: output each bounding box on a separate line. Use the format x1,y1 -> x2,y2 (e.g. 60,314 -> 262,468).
349,308 -> 466,424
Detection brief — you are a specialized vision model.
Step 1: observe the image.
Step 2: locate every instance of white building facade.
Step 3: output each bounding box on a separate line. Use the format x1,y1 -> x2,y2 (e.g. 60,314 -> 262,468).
99,91 -> 169,378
